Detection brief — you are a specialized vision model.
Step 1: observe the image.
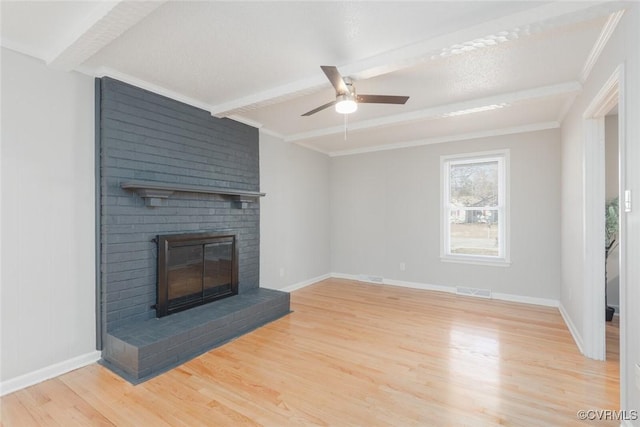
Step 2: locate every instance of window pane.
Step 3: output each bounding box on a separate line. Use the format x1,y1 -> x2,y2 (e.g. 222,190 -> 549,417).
450,209 -> 499,256
450,161 -> 498,207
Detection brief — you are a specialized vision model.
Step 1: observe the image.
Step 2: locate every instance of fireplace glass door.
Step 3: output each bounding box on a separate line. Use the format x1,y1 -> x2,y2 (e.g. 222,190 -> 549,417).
203,242 -> 233,298
157,232 -> 238,317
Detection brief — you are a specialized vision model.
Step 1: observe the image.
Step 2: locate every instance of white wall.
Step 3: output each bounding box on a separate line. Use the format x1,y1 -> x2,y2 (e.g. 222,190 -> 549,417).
259,132 -> 331,290
330,129 -> 561,301
0,48 -> 98,390
560,3 -> 640,418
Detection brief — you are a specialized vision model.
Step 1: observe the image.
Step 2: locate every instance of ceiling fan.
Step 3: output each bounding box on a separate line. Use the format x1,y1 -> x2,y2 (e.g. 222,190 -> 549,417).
302,66 -> 409,116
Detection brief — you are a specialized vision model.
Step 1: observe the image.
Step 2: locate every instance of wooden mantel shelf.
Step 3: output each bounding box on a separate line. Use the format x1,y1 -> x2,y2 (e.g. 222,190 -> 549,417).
121,181 -> 265,208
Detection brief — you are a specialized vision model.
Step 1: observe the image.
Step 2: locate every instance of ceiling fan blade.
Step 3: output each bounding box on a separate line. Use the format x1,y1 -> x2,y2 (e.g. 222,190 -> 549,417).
357,94 -> 410,105
321,65 -> 348,95
301,100 -> 337,116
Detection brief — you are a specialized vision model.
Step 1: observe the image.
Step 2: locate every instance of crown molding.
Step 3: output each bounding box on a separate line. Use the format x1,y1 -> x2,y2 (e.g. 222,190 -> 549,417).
0,37 -> 48,61
327,121 -> 560,157
81,65 -> 213,112
291,140 -> 333,156
256,128 -> 329,155
579,9 -> 625,84
227,115 -> 263,129
583,64 -> 622,119
258,127 -> 286,140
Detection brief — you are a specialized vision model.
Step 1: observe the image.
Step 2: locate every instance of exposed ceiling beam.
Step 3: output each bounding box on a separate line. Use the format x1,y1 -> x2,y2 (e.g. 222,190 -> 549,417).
209,76 -> 329,118
209,1 -> 619,118
342,1 -> 624,81
322,121 -> 561,158
47,1 -> 165,71
283,81 -> 582,142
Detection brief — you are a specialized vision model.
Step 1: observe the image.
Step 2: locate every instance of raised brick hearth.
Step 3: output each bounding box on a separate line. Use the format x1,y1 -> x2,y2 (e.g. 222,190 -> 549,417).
101,288 -> 289,383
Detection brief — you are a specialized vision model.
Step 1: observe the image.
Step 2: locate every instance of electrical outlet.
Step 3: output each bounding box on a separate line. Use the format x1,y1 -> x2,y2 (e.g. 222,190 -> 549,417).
279,267 -> 285,278
625,189 -> 632,212
400,262 -> 406,271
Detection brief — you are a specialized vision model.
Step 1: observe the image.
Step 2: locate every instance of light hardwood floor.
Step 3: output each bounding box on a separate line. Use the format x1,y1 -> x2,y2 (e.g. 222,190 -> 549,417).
1,279 -> 620,426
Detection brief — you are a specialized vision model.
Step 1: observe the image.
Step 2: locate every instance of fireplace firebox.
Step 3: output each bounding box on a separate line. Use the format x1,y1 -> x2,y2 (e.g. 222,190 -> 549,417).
156,232 -> 238,317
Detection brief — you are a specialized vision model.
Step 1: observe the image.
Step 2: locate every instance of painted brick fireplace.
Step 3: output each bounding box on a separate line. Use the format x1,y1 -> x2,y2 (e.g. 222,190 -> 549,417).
97,77 -> 289,382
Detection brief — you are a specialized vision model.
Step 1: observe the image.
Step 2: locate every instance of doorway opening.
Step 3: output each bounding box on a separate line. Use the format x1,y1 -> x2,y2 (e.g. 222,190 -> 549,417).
604,109 -> 620,369
583,64 -> 626,407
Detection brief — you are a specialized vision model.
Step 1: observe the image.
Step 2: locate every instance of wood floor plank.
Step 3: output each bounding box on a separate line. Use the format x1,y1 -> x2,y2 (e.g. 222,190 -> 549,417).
0,279 -> 619,426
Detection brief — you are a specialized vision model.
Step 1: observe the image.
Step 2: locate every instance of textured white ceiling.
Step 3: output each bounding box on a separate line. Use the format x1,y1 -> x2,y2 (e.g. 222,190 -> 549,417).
82,1 -> 538,103
0,1 -> 108,59
0,1 -> 626,155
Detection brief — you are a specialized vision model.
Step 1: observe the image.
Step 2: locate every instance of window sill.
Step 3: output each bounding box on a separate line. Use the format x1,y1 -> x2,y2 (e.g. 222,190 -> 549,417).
440,255 -> 511,267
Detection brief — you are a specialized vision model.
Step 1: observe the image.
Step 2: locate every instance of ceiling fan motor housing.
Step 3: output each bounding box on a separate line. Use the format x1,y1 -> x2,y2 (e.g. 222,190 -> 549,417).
342,77 -> 355,93
335,93 -> 358,114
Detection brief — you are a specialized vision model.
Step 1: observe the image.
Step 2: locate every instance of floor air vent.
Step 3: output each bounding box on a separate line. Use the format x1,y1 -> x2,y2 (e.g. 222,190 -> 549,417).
456,286 -> 492,299
357,274 -> 384,283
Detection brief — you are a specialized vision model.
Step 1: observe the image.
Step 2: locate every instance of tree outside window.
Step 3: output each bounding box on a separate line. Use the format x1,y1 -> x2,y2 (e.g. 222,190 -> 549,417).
441,151 -> 509,265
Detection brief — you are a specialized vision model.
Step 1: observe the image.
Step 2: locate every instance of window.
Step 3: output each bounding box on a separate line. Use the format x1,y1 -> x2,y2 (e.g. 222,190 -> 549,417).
441,150 -> 509,265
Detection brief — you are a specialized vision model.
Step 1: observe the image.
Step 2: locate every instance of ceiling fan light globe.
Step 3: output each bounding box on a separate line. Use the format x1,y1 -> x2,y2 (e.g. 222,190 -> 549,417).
335,98 -> 357,114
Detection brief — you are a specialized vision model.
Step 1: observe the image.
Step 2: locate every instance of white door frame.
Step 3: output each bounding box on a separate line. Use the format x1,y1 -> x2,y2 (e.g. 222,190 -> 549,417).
582,64 -> 626,403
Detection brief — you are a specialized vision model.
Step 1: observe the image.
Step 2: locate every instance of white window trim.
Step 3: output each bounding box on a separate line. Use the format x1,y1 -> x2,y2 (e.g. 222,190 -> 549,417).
440,149 -> 511,267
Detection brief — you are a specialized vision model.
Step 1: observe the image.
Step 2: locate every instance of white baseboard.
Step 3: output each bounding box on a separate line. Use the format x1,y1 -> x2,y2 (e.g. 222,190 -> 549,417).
331,272 -> 560,307
378,277 -> 456,294
330,272 -> 353,281
266,273 -> 332,293
492,292 -> 558,308
0,350 -> 101,396
558,303 -> 585,355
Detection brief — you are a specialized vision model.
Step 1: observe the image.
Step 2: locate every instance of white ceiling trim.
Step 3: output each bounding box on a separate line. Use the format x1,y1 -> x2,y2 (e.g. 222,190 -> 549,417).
0,37 -> 48,62
582,64 -> 622,119
579,9 -> 625,84
208,1 -> 613,118
323,121 -> 561,158
284,82 -> 581,143
47,1 -> 165,71
258,127 -> 285,140
209,76 -> 330,118
82,66 -> 213,112
227,114 -> 263,129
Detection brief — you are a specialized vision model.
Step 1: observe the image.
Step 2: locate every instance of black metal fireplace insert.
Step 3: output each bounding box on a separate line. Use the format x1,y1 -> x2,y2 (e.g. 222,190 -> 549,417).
156,232 -> 238,317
